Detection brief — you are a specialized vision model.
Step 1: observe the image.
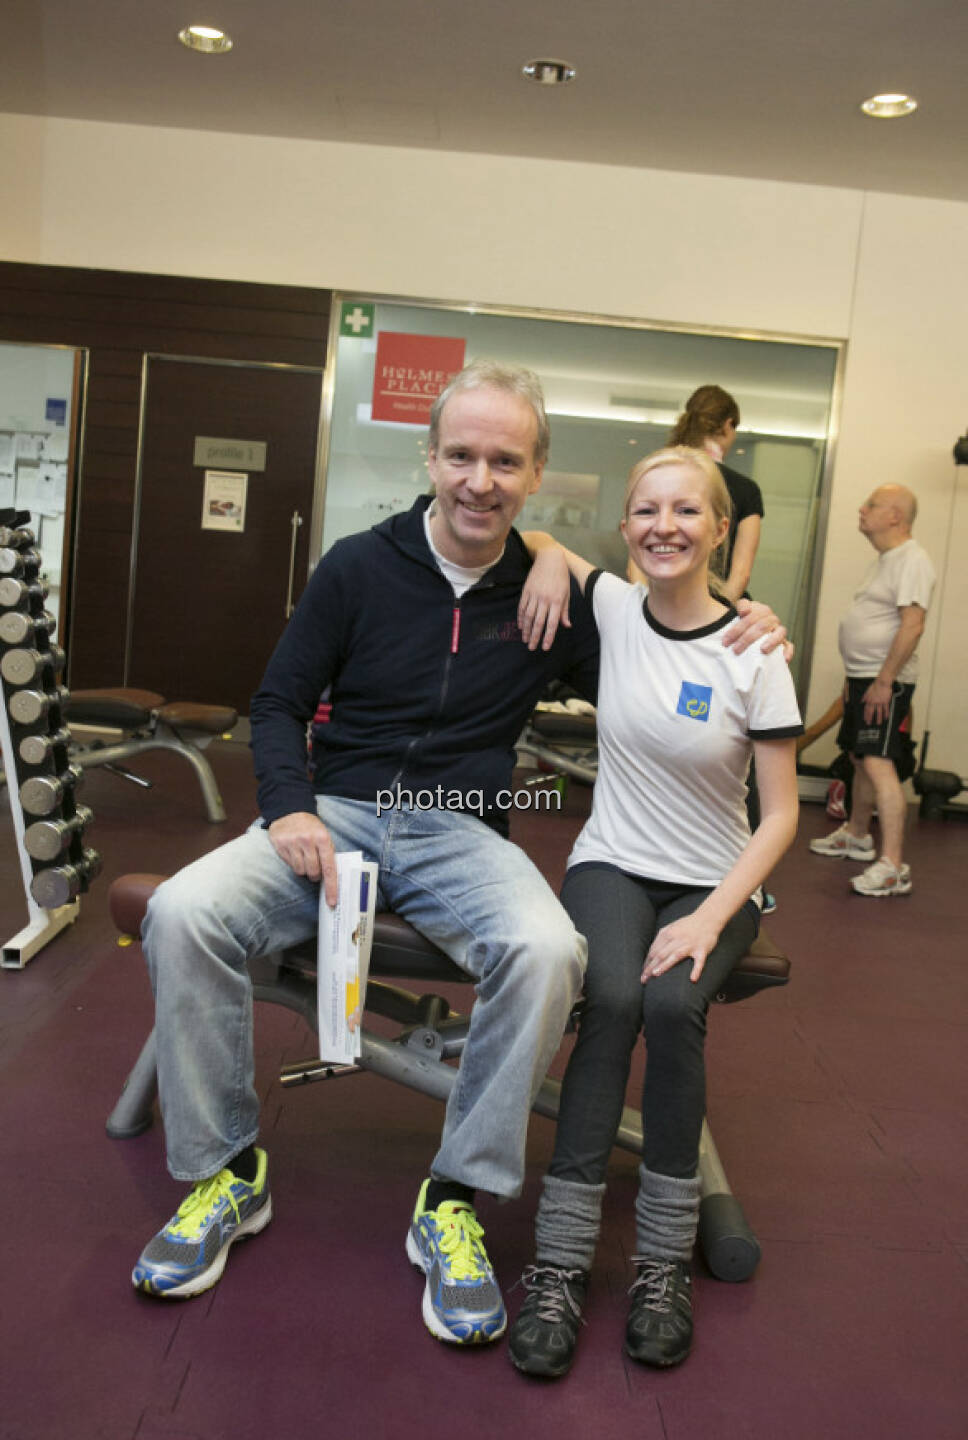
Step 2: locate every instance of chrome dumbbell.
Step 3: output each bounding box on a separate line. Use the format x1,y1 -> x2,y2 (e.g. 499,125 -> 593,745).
8,685 -> 70,725
0,578 -> 49,609
0,547 -> 42,578
23,805 -> 94,862
0,526 -> 36,549
0,610 -> 56,646
30,848 -> 101,909
19,764 -> 84,817
0,644 -> 67,686
18,727 -> 73,767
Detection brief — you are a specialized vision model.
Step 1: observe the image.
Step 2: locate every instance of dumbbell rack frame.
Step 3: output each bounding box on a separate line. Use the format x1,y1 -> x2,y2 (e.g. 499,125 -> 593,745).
0,512 -> 92,968
0,697 -> 79,967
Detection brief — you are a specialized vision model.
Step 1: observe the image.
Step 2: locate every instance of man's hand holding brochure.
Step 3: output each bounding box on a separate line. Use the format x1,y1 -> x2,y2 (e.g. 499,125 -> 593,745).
317,850 -> 378,1064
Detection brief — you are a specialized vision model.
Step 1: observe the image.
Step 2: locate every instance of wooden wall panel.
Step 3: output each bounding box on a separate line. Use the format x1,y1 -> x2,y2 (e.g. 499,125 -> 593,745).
0,262 -> 331,686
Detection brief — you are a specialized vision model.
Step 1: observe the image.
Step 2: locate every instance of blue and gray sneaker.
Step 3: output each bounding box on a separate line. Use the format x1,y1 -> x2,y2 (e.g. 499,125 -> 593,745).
133,1149 -> 272,1298
406,1179 -> 506,1343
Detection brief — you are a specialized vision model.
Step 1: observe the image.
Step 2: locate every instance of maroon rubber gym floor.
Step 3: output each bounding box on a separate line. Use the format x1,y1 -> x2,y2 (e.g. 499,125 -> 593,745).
0,741 -> 964,1440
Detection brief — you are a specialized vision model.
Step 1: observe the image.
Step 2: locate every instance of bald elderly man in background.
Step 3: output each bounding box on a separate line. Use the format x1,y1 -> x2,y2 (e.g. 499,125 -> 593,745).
811,484 -> 935,896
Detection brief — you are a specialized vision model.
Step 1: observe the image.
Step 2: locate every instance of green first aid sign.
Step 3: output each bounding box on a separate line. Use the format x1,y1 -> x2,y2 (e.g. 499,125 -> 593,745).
340,302 -> 375,338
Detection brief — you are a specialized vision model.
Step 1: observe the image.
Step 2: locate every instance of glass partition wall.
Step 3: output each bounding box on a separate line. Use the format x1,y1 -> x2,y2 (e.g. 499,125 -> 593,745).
318,298 -> 843,693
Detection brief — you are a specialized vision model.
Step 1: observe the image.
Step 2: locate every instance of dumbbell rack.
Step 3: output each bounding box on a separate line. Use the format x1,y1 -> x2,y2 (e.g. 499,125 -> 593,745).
0,509 -> 99,968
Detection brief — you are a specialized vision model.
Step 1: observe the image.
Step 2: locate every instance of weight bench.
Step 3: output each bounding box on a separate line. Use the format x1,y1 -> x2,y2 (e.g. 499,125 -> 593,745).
518,701 -> 598,786
105,873 -> 789,1283
65,689 -> 238,823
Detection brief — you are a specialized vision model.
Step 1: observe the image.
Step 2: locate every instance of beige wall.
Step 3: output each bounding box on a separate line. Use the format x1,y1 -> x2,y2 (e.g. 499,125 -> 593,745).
2,115 -> 45,257
4,113 -> 965,774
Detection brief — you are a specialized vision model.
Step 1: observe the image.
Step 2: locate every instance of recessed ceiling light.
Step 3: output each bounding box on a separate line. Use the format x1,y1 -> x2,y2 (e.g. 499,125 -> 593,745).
178,25 -> 233,54
860,92 -> 917,119
522,59 -> 576,86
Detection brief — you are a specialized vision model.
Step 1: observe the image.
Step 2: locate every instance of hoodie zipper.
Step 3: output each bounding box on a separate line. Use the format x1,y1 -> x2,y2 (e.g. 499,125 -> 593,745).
387,594 -> 463,791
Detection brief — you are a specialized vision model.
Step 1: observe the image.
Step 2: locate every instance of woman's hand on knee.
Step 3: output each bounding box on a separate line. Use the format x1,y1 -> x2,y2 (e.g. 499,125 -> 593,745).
642,911 -> 722,984
268,811 -> 339,905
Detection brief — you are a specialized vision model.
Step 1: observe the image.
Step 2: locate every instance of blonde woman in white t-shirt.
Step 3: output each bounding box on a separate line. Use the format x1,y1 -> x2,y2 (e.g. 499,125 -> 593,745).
506,446 -> 801,1379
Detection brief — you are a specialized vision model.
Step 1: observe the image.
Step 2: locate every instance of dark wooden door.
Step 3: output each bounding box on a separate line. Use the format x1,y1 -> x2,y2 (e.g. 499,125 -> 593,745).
127,357 -> 322,714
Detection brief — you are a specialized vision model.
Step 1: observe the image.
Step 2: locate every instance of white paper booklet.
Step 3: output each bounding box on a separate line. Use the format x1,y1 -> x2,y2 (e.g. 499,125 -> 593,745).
317,851 -> 378,1065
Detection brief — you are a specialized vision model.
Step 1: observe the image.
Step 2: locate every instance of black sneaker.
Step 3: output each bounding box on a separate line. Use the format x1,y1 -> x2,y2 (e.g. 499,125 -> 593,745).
624,1256 -> 693,1367
508,1264 -> 588,1378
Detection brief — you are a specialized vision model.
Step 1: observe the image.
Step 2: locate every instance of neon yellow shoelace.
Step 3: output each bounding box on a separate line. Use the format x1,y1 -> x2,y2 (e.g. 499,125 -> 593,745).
169,1171 -> 240,1240
436,1206 -> 487,1281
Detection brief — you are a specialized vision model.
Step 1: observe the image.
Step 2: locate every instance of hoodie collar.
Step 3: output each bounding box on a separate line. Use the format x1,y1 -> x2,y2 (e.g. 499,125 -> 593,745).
374,495 -> 532,587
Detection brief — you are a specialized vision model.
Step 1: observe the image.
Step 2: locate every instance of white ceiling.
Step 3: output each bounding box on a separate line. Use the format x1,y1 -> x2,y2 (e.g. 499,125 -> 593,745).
4,0 -> 968,203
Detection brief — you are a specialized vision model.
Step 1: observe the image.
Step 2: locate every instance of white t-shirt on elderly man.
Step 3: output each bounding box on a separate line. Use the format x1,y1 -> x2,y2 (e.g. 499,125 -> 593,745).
838,539 -> 936,683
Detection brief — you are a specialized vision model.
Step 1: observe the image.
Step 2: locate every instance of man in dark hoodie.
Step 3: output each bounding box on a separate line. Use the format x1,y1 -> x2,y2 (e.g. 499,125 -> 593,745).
131,360 -> 777,1347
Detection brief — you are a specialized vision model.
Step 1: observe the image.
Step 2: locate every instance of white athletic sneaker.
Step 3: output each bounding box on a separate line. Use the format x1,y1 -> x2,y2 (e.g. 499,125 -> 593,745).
851,857 -> 912,897
809,824 -> 876,860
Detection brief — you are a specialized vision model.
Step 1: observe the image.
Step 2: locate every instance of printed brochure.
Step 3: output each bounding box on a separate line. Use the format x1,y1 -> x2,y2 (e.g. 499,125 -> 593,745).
317,851 -> 378,1064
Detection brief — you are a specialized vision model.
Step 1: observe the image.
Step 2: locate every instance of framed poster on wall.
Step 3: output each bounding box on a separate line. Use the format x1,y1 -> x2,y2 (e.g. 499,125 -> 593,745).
201,470 -> 248,533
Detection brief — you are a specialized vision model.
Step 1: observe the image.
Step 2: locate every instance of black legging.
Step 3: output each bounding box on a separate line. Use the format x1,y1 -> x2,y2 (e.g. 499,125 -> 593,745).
549,862 -> 757,1181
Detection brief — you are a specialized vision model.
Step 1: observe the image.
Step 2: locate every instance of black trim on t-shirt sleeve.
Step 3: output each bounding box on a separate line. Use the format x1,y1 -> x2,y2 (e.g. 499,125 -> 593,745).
747,723 -> 805,739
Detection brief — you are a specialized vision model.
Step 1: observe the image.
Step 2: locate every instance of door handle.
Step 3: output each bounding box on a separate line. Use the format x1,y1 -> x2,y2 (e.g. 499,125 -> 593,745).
285,510 -> 304,618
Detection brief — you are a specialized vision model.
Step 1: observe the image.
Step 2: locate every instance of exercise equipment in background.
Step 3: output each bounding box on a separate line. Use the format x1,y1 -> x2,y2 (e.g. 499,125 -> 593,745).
65,690 -> 238,824
0,510 -> 99,968
912,730 -> 966,820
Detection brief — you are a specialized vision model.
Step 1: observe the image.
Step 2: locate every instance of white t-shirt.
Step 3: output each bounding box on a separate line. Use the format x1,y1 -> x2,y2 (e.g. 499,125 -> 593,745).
568,572 -> 802,890
838,539 -> 935,683
424,504 -> 501,597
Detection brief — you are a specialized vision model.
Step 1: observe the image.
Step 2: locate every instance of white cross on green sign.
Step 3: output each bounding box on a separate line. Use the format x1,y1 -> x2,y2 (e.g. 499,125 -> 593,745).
340,302 -> 375,338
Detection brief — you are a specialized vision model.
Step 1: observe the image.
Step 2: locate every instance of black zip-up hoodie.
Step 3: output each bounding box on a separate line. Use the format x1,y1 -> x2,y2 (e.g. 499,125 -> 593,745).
250,497 -> 600,834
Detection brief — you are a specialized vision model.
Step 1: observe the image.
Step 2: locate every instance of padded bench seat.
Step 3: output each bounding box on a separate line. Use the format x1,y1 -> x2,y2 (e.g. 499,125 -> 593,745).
67,689 -> 237,736
108,875 -> 789,1003
527,709 -> 598,744
65,688 -> 166,727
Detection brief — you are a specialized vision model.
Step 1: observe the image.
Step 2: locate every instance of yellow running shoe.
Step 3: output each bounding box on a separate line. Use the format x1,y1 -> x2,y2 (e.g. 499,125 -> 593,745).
133,1148 -> 272,1298
406,1179 -> 506,1343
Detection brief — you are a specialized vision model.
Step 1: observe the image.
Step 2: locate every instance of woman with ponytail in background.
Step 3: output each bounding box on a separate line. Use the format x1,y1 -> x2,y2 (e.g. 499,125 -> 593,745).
667,384 -> 764,603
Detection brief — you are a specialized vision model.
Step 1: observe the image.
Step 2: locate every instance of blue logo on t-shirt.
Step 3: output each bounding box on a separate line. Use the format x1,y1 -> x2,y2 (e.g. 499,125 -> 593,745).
676,681 -> 713,722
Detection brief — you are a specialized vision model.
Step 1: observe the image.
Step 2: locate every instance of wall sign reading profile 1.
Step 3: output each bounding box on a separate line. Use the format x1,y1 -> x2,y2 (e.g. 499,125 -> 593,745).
371,333 -> 466,424
193,436 -> 267,471
201,470 -> 248,533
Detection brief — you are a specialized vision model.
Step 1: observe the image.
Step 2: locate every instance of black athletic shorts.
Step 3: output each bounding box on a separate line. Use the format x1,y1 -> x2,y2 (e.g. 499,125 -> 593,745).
837,676 -> 916,779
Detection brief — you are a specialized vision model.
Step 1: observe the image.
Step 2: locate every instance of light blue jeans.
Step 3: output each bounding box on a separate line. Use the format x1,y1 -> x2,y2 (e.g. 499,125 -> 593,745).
142,796 -> 586,1197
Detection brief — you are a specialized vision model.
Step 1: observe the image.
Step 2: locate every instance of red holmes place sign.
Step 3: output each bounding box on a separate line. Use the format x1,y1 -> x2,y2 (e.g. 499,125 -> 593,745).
371,332 -> 467,425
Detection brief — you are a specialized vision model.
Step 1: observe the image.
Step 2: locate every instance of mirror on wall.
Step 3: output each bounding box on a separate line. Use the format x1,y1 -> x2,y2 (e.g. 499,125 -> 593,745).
319,298 -> 842,692
0,342 -> 86,649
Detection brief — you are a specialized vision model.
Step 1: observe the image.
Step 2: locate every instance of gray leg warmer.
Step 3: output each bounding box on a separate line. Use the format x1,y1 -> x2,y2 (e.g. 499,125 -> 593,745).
535,1174 -> 607,1272
634,1164 -> 701,1262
